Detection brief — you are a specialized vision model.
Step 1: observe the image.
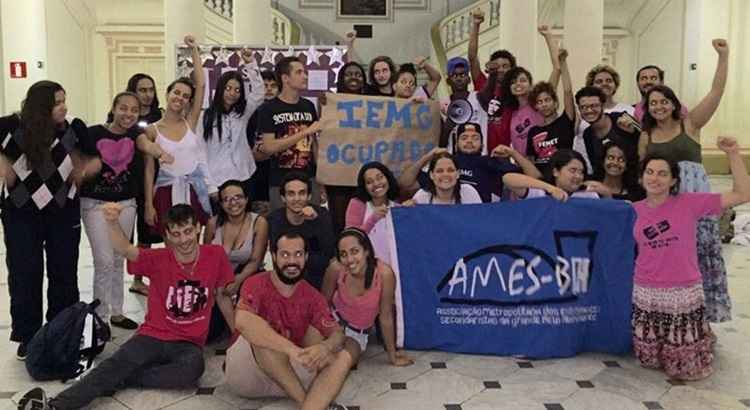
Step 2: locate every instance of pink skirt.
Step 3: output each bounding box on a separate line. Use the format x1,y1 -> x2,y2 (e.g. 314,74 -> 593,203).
632,282 -> 715,380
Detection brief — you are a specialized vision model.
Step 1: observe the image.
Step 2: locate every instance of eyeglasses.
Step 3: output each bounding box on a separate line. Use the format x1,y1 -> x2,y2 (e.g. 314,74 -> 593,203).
579,104 -> 602,112
221,194 -> 246,204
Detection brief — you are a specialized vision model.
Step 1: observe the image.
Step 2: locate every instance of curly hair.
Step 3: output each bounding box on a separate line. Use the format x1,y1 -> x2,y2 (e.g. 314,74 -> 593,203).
529,81 -> 558,108
500,67 -> 533,110
585,64 -> 620,90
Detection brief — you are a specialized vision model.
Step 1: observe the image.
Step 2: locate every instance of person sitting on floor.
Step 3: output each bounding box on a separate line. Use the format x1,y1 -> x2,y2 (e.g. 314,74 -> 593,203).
17,203 -> 235,410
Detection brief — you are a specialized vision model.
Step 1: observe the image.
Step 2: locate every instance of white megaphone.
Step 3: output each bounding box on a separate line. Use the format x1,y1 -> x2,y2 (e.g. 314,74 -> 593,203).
447,98 -> 473,125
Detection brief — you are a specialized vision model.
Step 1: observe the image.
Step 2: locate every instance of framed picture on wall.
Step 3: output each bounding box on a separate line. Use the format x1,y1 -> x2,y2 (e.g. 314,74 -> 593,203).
336,0 -> 393,20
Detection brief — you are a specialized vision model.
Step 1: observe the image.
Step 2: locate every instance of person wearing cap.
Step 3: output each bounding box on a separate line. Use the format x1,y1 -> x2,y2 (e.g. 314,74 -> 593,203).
399,124 -> 540,203
439,57 -> 489,154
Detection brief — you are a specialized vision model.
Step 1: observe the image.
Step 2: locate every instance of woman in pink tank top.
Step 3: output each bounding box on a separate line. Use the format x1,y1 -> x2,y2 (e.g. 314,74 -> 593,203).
321,228 -> 414,367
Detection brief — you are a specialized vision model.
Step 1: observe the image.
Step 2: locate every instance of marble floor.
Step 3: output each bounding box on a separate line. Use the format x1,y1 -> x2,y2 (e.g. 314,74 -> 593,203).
1,176 -> 749,410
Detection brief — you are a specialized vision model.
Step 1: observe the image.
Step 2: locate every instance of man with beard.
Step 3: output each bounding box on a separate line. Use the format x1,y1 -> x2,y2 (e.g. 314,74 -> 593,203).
17,204 -> 235,410
576,86 -> 640,180
226,232 -> 351,410
633,65 -> 688,123
267,171 -> 336,290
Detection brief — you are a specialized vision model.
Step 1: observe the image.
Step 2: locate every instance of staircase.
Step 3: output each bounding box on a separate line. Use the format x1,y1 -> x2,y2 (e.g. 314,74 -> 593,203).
203,0 -> 301,45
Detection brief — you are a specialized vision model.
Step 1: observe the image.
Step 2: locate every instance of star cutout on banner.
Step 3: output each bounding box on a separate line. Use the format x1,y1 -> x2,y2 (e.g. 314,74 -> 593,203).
261,47 -> 277,65
214,48 -> 231,66
303,46 -> 322,66
325,47 -> 345,66
331,65 -> 343,81
282,46 -> 297,58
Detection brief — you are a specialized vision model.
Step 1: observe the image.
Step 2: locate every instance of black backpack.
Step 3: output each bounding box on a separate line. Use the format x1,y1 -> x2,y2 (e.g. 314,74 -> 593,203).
25,300 -> 111,382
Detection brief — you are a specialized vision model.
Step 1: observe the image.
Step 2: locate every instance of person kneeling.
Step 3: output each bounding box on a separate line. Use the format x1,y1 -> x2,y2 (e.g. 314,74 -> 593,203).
18,203 -> 235,410
226,232 -> 353,410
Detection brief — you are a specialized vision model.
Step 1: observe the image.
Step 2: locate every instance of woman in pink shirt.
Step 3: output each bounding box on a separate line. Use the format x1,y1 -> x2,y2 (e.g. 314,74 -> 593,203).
321,228 -> 414,367
632,136 -> 750,380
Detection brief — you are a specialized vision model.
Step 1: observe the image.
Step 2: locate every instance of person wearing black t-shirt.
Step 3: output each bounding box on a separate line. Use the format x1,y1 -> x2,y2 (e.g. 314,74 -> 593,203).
526,49 -> 576,178
575,86 -> 640,180
123,73 -> 164,296
399,124 -> 541,203
245,70 -> 279,217
81,92 -> 173,330
257,57 -> 321,211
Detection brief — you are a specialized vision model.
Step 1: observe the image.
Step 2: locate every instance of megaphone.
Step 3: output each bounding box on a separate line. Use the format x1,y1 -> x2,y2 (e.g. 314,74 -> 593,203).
447,98 -> 473,125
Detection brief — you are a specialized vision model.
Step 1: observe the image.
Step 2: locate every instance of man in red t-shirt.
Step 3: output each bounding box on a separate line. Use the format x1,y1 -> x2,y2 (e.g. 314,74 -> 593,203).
468,8 -> 517,151
19,204 -> 235,410
226,232 -> 352,410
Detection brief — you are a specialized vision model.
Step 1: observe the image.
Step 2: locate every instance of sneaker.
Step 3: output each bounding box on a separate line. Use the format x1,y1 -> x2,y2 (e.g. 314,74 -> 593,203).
110,316 -> 139,330
16,343 -> 27,361
17,387 -> 50,410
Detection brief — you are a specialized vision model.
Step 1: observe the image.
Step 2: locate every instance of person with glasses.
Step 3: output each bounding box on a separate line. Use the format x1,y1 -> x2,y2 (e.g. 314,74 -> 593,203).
203,180 -> 268,341
575,86 -> 640,180
636,39 -> 731,324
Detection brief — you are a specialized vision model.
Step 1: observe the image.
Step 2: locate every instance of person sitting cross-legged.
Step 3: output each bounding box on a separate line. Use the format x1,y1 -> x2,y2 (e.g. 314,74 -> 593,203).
225,232 -> 353,410
17,203 -> 235,410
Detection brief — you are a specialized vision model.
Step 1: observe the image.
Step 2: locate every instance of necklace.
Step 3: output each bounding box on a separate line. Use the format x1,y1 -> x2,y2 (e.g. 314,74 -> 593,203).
175,247 -> 201,276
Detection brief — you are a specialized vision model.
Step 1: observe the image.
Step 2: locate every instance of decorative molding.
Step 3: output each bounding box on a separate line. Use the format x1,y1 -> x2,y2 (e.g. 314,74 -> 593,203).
395,0 -> 430,10
100,36 -> 164,99
299,0 -> 334,8
336,0 -> 393,21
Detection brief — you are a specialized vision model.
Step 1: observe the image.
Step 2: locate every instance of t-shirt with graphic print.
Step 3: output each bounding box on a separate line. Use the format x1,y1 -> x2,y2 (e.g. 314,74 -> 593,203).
526,111 -> 575,177
236,271 -> 338,347
80,125 -> 141,201
633,193 -> 721,288
127,245 -> 234,346
454,153 -> 519,203
509,104 -> 544,155
256,96 -> 319,186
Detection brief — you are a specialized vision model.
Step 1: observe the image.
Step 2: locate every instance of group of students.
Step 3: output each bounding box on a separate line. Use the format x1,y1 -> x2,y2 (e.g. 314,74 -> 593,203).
1,18 -> 748,409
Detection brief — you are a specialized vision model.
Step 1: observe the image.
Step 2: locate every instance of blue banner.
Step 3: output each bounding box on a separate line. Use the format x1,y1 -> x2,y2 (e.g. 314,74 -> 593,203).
390,198 -> 636,358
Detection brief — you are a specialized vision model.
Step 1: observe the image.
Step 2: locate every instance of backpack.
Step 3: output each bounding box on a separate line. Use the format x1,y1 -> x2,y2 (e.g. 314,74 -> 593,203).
25,299 -> 111,382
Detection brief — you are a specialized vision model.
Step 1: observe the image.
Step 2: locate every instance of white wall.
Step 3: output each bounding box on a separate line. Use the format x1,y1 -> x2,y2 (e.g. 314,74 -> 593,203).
45,0 -> 91,122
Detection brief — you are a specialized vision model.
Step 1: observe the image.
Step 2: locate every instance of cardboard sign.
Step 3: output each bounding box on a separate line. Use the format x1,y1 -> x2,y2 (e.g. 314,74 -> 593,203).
316,92 -> 440,186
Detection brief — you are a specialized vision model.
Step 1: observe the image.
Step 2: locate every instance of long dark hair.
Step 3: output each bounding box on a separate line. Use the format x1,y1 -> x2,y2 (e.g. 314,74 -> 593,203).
203,71 -> 246,141
368,56 -> 396,88
20,80 -> 65,172
216,180 -> 252,226
108,92 -> 140,129
501,66 -> 533,110
337,227 -> 377,289
336,61 -> 367,94
640,153 -> 681,196
427,152 -> 462,204
354,162 -> 400,202
641,85 -> 682,133
126,73 -> 160,114
546,149 -> 586,187
601,140 -> 639,192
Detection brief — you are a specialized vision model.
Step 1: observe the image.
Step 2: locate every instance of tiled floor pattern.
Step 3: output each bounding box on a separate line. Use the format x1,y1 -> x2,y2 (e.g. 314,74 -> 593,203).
1,176 -> 749,409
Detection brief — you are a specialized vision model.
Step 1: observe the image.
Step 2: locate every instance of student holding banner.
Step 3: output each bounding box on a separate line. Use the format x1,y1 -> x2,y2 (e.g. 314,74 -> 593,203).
503,149 -> 611,200
632,136 -> 750,380
257,56 -> 322,210
321,228 -> 414,367
325,61 -> 369,234
412,152 -> 482,204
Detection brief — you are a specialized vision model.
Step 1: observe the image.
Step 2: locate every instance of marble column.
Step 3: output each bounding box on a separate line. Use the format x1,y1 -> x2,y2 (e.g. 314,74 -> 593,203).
563,0 -> 604,92
164,0 -> 205,82
234,0 -> 273,44
498,0 -> 538,71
